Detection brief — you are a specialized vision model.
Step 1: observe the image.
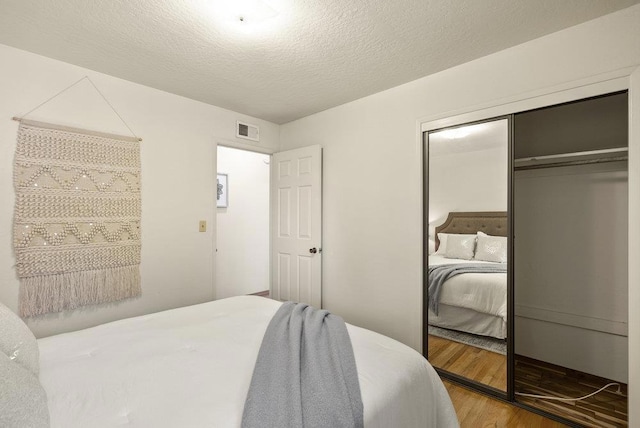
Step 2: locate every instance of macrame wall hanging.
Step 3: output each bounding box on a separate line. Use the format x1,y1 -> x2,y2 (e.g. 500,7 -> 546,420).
12,77 -> 143,317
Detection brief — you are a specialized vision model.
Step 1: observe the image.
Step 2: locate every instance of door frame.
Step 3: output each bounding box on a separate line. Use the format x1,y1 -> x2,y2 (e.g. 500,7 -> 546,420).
214,139 -> 275,300
213,140 -> 323,307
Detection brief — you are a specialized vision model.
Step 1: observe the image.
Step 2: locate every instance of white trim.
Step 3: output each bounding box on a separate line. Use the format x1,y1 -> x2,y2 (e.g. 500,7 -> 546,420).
216,137 -> 275,155
213,138 -> 272,301
419,66 -> 635,133
515,305 -> 628,337
213,143 -> 273,302
628,65 -> 640,427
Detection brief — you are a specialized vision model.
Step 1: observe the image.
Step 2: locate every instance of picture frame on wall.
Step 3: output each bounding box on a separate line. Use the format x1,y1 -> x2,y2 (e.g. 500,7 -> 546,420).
217,173 -> 228,208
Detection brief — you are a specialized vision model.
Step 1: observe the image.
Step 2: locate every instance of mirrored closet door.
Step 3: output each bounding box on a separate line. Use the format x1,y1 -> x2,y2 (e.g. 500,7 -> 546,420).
424,117 -> 511,394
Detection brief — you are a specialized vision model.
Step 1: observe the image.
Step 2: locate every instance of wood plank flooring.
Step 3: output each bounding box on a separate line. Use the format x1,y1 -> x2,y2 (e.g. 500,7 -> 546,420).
429,336 -> 628,426
444,380 -> 566,427
515,355 -> 628,427
428,334 -> 507,391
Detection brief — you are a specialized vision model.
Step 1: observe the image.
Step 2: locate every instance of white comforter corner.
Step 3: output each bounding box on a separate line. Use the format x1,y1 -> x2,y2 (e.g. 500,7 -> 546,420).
38,296 -> 458,428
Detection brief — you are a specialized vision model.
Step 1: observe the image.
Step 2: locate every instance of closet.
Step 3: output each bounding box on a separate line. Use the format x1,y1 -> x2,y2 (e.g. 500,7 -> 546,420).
513,92 -> 628,426
422,90 -> 629,427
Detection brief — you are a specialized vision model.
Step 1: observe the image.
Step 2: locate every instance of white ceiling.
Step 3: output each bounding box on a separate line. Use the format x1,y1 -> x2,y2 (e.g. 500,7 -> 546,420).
0,0 -> 638,124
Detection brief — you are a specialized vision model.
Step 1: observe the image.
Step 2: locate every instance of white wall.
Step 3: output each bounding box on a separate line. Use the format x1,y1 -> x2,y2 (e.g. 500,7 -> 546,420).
514,163 -> 628,382
428,146 -> 508,232
0,43 -> 279,338
216,146 -> 270,299
279,4 -> 640,422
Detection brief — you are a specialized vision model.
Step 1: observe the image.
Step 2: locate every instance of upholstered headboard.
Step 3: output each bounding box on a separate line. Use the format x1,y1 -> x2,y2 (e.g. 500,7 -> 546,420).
434,211 -> 507,251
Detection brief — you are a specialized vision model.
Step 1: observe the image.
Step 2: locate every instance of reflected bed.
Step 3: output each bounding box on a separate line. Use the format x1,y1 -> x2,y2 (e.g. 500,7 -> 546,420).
428,212 -> 507,339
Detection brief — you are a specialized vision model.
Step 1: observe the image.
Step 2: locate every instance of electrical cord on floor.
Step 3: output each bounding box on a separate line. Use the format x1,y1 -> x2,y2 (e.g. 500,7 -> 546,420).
515,383 -> 622,402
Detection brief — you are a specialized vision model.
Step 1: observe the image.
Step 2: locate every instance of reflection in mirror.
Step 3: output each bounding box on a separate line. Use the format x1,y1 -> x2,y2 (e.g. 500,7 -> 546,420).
426,119 -> 508,391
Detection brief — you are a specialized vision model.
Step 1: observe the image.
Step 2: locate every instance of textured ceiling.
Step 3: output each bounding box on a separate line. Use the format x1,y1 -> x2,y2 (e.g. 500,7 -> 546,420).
0,0 -> 638,124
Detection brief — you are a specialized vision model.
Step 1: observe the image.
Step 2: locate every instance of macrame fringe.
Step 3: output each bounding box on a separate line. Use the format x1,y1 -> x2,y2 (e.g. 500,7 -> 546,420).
19,266 -> 141,317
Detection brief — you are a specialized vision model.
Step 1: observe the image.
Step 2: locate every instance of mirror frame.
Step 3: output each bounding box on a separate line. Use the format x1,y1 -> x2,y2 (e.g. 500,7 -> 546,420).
422,115 -> 514,400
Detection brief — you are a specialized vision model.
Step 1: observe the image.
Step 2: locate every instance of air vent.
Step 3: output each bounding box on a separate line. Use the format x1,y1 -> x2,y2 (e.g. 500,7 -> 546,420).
236,121 -> 259,142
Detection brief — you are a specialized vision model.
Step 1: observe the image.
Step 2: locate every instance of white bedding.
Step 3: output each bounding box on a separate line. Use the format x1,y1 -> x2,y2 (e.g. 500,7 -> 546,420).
38,296 -> 458,428
428,255 -> 507,338
429,255 -> 506,321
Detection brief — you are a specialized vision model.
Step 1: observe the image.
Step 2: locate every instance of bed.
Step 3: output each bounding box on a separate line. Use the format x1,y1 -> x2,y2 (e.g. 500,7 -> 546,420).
428,211 -> 508,339
1,296 -> 458,428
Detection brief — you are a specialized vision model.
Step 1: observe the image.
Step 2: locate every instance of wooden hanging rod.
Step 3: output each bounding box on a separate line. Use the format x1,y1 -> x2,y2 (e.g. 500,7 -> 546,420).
11,117 -> 143,143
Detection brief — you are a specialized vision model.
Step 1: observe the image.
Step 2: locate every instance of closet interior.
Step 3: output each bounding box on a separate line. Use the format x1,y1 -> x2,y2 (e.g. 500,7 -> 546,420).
513,92 -> 629,427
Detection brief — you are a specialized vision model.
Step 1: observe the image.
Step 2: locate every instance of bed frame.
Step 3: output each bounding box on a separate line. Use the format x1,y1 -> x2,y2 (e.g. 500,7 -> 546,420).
434,211 -> 507,251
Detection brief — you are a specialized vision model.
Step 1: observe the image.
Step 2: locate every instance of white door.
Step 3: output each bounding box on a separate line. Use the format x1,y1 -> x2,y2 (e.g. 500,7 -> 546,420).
271,145 -> 322,307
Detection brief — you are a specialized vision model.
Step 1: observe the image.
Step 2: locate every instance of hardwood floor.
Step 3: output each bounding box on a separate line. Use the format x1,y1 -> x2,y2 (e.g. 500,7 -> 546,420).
515,355 -> 628,427
430,335 -> 559,425
428,334 -> 507,391
429,336 -> 628,426
444,380 -> 566,427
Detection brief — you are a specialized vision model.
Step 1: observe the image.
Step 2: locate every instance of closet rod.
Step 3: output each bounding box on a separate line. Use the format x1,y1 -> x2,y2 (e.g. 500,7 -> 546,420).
514,147 -> 628,171
515,147 -> 627,163
514,155 -> 627,171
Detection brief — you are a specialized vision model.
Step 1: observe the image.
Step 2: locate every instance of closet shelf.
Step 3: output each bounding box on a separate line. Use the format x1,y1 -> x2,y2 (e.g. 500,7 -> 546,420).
514,147 -> 628,171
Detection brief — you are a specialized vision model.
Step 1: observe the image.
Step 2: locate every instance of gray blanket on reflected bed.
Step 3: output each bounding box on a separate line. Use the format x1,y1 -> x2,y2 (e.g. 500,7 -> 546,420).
428,263 -> 507,315
242,301 -> 363,428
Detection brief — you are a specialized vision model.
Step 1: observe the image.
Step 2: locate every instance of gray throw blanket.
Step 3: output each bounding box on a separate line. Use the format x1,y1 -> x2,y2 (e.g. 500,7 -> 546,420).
428,263 -> 507,315
242,302 -> 363,428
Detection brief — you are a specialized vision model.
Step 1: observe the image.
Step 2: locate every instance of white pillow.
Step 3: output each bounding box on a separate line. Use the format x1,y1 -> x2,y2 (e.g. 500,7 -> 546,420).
435,233 -> 475,256
445,234 -> 476,260
475,231 -> 508,263
0,301 -> 40,376
0,353 -> 49,428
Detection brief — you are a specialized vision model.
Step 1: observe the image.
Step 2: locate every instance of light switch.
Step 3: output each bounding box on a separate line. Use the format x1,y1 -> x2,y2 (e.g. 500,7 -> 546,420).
199,220 -> 207,232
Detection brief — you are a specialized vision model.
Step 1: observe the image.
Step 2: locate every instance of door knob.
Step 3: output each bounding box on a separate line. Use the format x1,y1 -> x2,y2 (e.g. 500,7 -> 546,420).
309,247 -> 318,254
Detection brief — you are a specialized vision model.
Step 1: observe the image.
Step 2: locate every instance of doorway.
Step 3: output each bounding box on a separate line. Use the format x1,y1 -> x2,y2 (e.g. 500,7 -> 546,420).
216,146 -> 270,299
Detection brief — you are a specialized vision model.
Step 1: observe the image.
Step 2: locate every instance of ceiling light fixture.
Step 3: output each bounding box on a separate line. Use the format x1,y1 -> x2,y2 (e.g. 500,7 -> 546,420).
209,0 -> 278,25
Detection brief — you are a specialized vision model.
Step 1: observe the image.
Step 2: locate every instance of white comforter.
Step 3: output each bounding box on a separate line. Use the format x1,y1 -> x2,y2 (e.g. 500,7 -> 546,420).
38,296 -> 458,428
429,255 -> 507,321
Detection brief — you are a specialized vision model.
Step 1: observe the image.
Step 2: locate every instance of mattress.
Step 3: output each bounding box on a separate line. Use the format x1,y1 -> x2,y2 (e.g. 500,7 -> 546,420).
38,296 -> 458,428
428,255 -> 507,339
